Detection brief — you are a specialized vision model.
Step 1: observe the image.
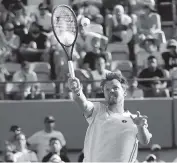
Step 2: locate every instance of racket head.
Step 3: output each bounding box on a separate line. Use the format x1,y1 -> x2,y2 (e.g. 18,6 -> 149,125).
51,5 -> 78,47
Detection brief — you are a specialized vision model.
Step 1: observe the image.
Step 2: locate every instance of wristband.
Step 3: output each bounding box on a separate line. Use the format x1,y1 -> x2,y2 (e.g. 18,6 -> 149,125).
74,86 -> 82,96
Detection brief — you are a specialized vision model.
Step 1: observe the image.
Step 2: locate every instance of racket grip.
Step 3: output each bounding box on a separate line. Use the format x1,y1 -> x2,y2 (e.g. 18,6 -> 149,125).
68,61 -> 75,78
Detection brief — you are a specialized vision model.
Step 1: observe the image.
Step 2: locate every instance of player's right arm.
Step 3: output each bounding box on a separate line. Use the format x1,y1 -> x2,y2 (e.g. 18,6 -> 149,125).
68,75 -> 94,118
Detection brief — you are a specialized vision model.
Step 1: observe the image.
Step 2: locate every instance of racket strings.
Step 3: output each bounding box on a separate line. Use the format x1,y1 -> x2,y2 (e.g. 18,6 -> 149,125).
53,10 -> 76,35
52,5 -> 78,59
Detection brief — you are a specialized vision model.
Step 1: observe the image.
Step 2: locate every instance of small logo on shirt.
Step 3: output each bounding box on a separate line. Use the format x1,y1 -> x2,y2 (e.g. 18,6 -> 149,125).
122,120 -> 127,123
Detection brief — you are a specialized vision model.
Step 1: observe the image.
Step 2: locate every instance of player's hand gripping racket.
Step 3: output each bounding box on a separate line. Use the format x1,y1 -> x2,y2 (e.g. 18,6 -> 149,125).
52,5 -> 78,78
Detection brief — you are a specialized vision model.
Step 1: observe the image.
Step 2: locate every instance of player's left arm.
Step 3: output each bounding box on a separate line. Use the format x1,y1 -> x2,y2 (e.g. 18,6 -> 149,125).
131,111 -> 152,145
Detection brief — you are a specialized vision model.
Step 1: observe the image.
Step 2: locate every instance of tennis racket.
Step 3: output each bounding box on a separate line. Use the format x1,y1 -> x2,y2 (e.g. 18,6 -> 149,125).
51,5 -> 78,78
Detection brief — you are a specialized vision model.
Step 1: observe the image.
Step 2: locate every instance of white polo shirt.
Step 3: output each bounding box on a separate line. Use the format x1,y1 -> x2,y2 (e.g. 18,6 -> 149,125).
84,102 -> 141,162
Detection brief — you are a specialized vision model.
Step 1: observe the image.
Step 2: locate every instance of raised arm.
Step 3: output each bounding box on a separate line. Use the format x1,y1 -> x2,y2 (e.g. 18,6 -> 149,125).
68,75 -> 94,118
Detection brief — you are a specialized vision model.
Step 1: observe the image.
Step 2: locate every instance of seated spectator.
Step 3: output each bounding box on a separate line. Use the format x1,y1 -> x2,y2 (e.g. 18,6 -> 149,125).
126,77 -> 144,99
0,23 -> 20,62
76,17 -> 108,58
12,3 -> 32,30
19,22 -> 50,62
162,39 -> 177,71
137,0 -> 166,49
7,61 -> 38,100
11,3 -> 32,40
26,84 -> 45,100
147,77 -> 170,97
42,137 -> 68,162
7,125 -> 22,152
138,55 -> 167,97
91,55 -> 111,98
105,5 -> 135,62
34,3 -> 52,33
136,35 -> 163,68
151,144 -> 165,163
28,115 -> 68,161
13,133 -> 38,162
82,35 -> 109,71
106,5 -> 132,43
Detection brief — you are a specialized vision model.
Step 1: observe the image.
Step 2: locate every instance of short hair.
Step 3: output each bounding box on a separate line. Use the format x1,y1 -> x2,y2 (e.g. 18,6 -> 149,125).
147,55 -> 157,61
100,72 -> 128,90
49,137 -> 62,145
96,54 -> 106,62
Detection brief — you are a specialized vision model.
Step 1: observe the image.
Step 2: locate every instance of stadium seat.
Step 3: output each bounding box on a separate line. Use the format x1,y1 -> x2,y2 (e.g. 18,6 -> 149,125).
107,43 -> 129,60
3,63 -> 21,74
111,60 -> 133,78
29,62 -> 51,81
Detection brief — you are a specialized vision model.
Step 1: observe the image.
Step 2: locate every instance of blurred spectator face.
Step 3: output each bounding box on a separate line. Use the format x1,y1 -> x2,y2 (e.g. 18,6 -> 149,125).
144,40 -> 157,53
168,46 -> 176,53
95,15 -> 103,24
14,8 -> 23,17
50,139 -> 62,153
21,62 -> 30,73
30,23 -> 41,35
4,23 -> 14,38
96,57 -> 106,72
142,5 -> 151,15
44,116 -> 55,131
16,134 -> 26,148
129,78 -> 138,89
39,5 -> 47,16
114,5 -> 124,19
148,57 -> 157,70
10,125 -> 21,137
151,77 -> 161,89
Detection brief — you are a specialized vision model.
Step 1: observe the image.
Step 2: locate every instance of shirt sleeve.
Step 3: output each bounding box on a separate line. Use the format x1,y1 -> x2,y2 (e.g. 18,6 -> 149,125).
85,102 -> 101,124
28,133 -> 38,145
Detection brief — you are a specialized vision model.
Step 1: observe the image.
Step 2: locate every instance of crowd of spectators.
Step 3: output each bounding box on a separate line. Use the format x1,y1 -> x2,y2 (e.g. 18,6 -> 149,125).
1,115 -> 70,162
0,0 -> 176,100
0,114 -> 176,162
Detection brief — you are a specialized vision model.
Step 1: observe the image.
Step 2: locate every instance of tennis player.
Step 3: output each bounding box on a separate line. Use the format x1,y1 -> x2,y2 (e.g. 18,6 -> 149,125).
68,72 -> 152,162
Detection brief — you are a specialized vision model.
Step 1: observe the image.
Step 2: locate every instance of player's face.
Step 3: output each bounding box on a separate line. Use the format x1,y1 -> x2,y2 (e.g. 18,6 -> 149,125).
103,79 -> 125,105
50,140 -> 62,153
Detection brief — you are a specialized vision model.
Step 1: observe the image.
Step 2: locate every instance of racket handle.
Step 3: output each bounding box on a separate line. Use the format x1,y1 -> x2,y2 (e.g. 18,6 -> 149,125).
68,61 -> 75,78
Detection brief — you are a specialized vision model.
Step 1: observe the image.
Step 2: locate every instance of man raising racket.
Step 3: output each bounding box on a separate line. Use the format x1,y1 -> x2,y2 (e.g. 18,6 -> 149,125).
68,72 -> 152,162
